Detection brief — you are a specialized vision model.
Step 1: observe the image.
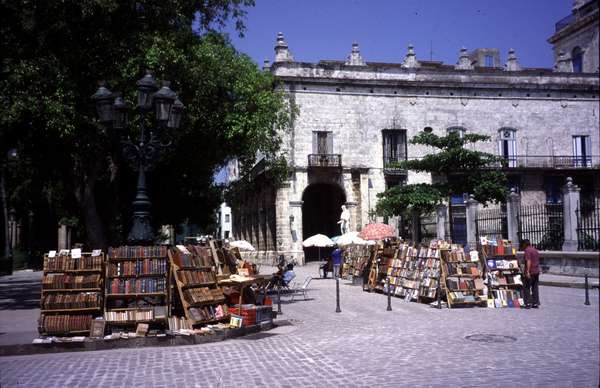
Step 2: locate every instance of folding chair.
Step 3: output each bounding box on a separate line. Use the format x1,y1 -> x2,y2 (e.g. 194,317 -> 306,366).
291,276 -> 312,301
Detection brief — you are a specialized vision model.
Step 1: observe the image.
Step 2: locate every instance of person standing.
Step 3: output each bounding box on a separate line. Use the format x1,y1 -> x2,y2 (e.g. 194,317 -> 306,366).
522,239 -> 540,308
331,245 -> 343,278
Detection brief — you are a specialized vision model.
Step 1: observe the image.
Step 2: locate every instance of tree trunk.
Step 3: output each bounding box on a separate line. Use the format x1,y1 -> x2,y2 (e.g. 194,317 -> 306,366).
75,167 -> 107,250
1,168 -> 9,258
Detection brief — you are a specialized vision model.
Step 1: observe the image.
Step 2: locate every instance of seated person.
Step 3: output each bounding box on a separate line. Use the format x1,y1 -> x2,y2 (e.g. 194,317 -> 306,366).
320,258 -> 332,279
282,267 -> 296,286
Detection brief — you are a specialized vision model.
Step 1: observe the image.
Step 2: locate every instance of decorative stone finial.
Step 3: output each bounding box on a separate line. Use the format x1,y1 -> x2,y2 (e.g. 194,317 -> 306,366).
504,48 -> 522,71
402,44 -> 420,68
274,32 -> 294,63
554,51 -> 573,73
345,42 -> 366,66
262,59 -> 271,71
455,47 -> 474,70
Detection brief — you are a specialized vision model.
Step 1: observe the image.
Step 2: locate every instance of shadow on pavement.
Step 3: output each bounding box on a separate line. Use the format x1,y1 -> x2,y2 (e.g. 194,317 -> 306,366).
0,279 -> 41,311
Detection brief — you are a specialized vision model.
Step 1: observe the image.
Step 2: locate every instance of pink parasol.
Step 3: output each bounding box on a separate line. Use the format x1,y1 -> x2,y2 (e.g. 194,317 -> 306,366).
358,223 -> 396,241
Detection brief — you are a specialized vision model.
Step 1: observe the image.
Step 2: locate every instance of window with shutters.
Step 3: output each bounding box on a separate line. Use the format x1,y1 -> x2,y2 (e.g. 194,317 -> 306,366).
312,131 -> 333,154
572,135 -> 591,167
382,129 -> 407,167
498,128 -> 517,167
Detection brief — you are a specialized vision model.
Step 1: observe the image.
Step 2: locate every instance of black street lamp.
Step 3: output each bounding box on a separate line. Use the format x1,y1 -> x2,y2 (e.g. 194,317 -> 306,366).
92,71 -> 184,245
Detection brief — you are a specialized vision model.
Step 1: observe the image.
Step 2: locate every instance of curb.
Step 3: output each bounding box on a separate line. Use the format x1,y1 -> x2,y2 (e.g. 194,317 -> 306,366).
539,280 -> 600,289
0,321 -> 275,357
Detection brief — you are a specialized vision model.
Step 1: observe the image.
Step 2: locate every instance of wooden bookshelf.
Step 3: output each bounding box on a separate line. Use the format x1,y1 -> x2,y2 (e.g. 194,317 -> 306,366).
382,241 -> 441,303
168,245 -> 230,326
104,246 -> 170,329
39,251 -> 105,336
439,245 -> 486,309
482,241 -> 525,308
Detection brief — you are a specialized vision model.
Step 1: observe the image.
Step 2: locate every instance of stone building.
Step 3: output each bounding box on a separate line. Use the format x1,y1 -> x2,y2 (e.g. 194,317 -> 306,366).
548,0 -> 599,73
230,5 -> 600,264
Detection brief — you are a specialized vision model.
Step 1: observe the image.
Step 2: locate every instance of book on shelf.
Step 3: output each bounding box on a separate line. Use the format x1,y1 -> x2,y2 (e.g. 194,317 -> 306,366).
108,246 -> 168,259
40,314 -> 93,334
89,320 -> 106,338
42,292 -> 101,310
107,278 -> 166,294
43,274 -> 101,290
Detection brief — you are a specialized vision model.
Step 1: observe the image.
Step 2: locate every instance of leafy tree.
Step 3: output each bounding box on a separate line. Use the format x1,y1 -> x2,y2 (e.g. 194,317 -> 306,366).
0,0 -> 292,250
376,131 -> 507,219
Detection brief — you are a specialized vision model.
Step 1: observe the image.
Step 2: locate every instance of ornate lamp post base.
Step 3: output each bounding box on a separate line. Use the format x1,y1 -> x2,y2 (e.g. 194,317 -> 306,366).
128,214 -> 154,245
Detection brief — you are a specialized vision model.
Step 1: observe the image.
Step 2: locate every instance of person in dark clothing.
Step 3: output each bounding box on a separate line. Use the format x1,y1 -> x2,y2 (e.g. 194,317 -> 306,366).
522,239 -> 540,308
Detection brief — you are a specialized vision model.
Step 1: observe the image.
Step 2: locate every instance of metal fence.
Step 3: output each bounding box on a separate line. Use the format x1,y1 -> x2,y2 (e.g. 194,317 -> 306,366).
576,201 -> 600,251
476,207 -> 507,243
518,204 -> 563,251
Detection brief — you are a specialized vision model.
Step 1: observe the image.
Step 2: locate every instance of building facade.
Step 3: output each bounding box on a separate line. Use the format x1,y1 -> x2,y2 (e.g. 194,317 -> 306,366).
230,6 -> 600,264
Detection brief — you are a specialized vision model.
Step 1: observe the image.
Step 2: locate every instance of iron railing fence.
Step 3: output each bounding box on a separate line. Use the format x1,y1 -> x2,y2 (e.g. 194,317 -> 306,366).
476,207 -> 507,244
518,204 -> 563,251
307,154 -> 342,168
576,201 -> 600,251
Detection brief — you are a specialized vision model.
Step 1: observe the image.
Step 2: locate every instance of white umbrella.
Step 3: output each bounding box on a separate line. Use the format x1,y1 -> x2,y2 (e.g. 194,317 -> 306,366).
302,234 -> 335,261
336,231 -> 370,247
229,240 -> 255,251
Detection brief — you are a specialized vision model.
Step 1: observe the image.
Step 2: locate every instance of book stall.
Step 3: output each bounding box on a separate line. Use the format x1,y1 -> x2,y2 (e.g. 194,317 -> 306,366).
35,240 -> 274,344
341,244 -> 373,281
480,238 -> 525,308
365,237 -> 532,310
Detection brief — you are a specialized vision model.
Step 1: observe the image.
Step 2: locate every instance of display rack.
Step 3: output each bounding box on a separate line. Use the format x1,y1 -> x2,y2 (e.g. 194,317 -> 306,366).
482,240 -> 524,308
383,241 -> 441,303
439,244 -> 486,308
39,250 -> 104,336
168,245 -> 230,326
104,246 -> 170,329
341,245 -> 372,280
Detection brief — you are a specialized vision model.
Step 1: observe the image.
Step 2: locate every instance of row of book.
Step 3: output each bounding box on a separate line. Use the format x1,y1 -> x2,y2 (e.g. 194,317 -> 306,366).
446,277 -> 484,290
108,259 -> 168,276
108,246 -> 168,259
488,289 -> 524,308
183,287 -> 224,305
177,270 -> 216,285
42,293 -> 101,310
171,248 -> 215,268
448,292 -> 482,303
188,304 -> 229,322
489,272 -> 523,286
104,307 -> 166,322
107,278 -> 166,294
168,316 -> 192,331
445,262 -> 480,276
42,274 -> 101,290
44,256 -> 103,271
480,238 -> 515,256
40,314 -> 93,334
487,259 -> 520,270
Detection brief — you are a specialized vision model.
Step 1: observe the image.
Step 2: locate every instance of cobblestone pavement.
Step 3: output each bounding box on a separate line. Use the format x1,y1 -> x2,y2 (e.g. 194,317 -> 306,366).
0,263 -> 598,388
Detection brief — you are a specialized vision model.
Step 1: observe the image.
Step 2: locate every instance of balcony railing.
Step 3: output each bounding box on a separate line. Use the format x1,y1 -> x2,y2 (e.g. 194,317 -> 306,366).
383,156 -> 407,175
308,154 -> 342,168
555,13 -> 575,32
502,155 -> 597,169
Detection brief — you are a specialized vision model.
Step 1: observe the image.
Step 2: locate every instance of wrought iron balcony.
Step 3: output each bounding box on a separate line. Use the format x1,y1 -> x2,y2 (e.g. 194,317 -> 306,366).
308,154 -> 342,168
502,155 -> 597,169
383,156 -> 407,175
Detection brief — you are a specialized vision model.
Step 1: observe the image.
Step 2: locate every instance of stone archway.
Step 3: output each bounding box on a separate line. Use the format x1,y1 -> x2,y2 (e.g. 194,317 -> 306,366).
301,183 -> 346,261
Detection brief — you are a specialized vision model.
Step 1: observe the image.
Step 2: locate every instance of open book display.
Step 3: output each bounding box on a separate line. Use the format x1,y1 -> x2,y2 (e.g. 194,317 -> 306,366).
341,245 -> 373,280
481,238 -> 525,308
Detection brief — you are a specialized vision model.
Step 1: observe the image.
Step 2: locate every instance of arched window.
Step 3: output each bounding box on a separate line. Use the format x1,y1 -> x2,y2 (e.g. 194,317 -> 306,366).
498,128 -> 517,167
572,46 -> 583,73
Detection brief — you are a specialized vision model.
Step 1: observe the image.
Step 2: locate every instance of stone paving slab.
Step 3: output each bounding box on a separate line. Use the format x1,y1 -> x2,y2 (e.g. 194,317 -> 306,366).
0,263 -> 598,387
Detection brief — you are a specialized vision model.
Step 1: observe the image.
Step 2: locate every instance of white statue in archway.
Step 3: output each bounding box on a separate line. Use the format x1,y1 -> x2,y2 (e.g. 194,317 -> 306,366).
338,205 -> 350,234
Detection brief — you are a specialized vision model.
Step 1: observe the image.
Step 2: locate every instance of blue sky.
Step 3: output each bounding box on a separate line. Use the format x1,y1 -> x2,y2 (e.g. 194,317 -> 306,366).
214,0 -> 572,183
223,0 -> 570,68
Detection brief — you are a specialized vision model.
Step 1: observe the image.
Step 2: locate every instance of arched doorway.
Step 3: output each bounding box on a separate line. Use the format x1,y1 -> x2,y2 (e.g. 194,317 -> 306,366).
302,183 -> 346,261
